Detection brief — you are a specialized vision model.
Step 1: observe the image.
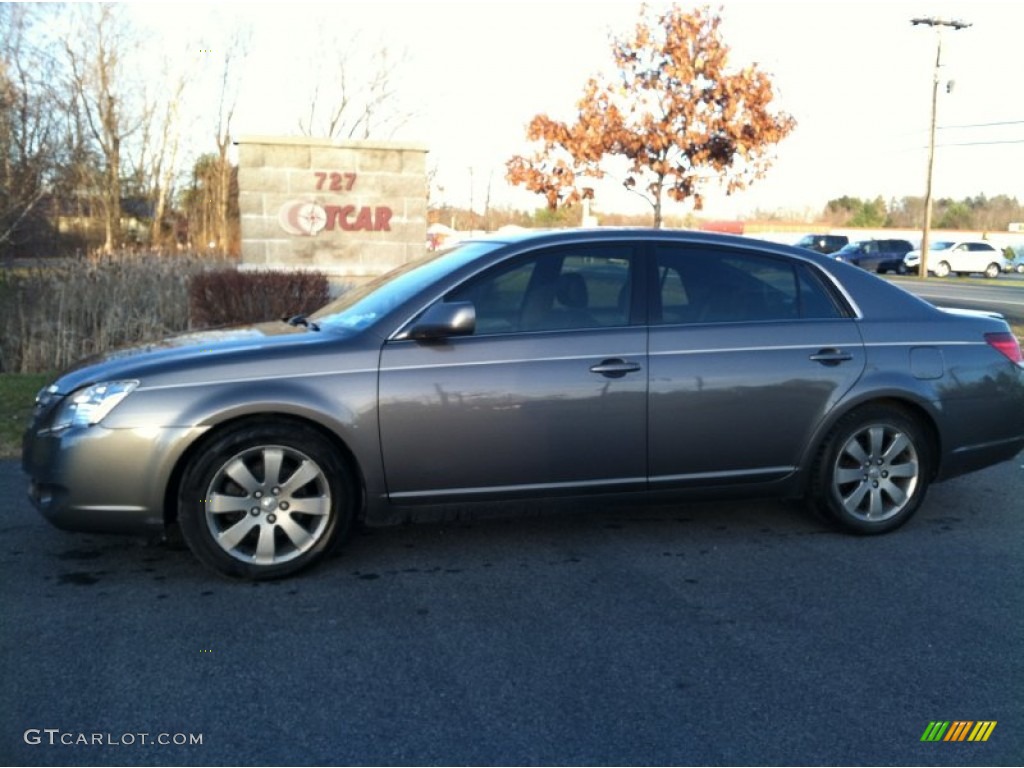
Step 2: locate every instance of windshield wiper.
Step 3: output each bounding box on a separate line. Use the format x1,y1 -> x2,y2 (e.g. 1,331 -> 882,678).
283,314 -> 320,332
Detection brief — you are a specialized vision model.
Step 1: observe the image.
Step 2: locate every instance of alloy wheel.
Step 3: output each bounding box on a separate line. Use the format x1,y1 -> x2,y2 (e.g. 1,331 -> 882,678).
831,424 -> 920,523
203,445 -> 332,565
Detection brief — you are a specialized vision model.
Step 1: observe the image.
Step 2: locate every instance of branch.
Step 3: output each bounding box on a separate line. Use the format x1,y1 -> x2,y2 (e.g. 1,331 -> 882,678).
0,187 -> 46,249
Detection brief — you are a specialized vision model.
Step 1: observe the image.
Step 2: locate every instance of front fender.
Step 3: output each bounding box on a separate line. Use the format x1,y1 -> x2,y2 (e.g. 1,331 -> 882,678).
103,369 -> 387,515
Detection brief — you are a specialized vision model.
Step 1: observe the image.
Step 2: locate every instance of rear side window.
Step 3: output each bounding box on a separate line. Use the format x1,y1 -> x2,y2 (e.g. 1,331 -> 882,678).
654,245 -> 845,324
883,240 -> 912,252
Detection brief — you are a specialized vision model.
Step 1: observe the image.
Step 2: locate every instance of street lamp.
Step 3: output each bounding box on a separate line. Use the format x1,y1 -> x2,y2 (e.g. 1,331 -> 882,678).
911,16 -> 970,279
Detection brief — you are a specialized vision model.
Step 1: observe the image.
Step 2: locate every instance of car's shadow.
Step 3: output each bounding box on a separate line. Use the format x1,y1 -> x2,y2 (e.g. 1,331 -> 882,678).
19,467 -> 998,592
24,495 -> 825,586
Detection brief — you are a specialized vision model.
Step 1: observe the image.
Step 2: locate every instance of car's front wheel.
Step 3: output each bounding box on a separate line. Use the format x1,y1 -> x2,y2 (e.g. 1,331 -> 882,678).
933,261 -> 951,277
810,405 -> 932,534
178,421 -> 354,579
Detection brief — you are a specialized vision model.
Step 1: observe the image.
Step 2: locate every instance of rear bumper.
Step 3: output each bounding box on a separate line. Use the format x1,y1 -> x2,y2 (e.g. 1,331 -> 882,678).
939,435 -> 1024,482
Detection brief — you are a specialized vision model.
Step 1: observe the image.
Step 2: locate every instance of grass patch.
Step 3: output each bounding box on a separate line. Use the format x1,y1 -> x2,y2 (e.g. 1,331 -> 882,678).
0,373 -> 49,459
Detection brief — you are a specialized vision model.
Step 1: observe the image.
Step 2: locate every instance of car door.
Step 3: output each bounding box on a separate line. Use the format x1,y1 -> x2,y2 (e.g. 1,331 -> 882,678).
946,243 -> 973,273
377,243 -> 648,501
859,241 -> 881,271
968,243 -> 999,274
647,243 -> 866,488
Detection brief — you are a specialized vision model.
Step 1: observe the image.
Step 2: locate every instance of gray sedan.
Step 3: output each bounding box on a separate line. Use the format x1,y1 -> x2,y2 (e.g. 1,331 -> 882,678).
23,229 -> 1024,579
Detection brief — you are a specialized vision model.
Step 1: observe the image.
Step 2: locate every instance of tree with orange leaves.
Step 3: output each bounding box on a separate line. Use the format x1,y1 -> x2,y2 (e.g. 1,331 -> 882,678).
506,4 -> 796,228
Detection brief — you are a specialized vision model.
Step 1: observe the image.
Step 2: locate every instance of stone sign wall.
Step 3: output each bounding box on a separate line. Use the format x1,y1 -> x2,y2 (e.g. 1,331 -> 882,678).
236,135 -> 427,279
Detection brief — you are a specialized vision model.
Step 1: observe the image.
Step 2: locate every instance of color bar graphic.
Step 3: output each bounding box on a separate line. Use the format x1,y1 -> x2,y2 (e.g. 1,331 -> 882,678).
967,721 -> 997,742
921,721 -> 996,742
921,721 -> 949,741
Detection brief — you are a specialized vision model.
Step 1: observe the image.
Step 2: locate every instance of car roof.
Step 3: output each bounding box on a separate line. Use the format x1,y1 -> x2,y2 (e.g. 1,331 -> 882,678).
462,227 -> 832,261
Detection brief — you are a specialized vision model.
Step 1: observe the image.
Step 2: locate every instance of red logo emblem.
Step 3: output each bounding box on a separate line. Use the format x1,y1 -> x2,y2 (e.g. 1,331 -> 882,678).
278,201 -> 328,236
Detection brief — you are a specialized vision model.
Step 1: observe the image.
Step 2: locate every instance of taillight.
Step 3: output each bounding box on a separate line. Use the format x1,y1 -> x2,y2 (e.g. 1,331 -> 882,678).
985,332 -> 1023,363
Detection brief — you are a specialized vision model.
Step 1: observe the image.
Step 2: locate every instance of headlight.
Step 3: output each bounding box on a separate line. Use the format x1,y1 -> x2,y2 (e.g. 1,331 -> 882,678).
49,381 -> 139,431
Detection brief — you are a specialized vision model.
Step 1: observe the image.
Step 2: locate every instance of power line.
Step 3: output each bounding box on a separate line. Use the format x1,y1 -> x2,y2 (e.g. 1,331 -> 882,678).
938,120 -> 1024,130
924,139 -> 1024,147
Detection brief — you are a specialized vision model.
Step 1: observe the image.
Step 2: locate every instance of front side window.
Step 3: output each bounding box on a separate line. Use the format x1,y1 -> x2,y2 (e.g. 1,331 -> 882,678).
446,244 -> 636,335
312,241 -> 504,331
654,245 -> 844,324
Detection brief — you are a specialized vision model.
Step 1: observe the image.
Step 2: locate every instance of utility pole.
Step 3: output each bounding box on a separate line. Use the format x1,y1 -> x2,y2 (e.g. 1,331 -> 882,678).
911,16 -> 970,279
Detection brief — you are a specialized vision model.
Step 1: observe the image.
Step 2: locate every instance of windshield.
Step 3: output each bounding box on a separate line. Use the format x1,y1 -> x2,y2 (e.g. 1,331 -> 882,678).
931,241 -> 954,251
311,241 -> 504,332
835,242 -> 864,254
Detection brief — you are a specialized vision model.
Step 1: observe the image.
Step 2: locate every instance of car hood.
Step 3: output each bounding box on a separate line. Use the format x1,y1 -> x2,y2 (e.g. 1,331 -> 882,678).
49,322 -> 351,394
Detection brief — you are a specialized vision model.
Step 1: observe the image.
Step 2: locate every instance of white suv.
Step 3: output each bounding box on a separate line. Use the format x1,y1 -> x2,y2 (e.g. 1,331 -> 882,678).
903,240 -> 1009,278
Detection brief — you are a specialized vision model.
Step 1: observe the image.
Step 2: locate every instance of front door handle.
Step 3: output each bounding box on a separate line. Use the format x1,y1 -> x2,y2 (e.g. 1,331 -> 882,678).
809,348 -> 854,366
590,359 -> 642,378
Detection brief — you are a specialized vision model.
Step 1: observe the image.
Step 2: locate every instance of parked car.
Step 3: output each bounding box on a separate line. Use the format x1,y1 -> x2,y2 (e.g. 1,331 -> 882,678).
24,230 -> 1024,579
903,240 -> 1010,277
794,233 -> 849,254
1001,246 -> 1024,274
832,239 -> 915,274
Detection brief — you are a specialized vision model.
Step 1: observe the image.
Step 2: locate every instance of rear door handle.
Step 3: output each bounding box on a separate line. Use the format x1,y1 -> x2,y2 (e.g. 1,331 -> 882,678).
809,348 -> 853,366
589,359 -> 642,378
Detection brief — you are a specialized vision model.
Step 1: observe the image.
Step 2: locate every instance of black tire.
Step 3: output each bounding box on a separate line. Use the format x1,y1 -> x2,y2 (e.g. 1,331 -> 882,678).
810,405 -> 932,535
178,421 -> 354,579
934,261 -> 951,278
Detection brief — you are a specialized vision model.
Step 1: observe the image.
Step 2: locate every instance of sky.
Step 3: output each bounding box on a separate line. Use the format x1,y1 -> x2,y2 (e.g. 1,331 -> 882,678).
138,1 -> 1023,221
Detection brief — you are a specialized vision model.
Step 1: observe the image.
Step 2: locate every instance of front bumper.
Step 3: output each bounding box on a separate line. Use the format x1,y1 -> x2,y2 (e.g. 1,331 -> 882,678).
23,423 -> 206,534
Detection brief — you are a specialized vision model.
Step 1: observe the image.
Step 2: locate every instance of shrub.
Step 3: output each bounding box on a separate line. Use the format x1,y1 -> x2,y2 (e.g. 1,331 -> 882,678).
187,269 -> 330,328
0,253 -> 211,374
0,256 -> 332,375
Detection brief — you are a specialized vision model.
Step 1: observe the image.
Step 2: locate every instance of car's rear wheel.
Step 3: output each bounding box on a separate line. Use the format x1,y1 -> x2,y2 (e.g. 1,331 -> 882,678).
810,405 -> 932,534
178,421 -> 354,579
933,261 -> 951,277
984,262 -> 1001,278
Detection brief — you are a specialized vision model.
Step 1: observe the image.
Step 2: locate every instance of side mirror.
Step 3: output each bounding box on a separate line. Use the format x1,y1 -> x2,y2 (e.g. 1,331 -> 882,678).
404,301 -> 476,341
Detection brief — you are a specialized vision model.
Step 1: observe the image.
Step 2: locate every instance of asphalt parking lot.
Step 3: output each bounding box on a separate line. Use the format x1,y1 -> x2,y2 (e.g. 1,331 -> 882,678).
1,456 -> 1022,767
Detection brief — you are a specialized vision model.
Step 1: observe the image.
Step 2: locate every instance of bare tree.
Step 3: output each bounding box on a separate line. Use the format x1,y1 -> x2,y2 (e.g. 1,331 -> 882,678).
204,25 -> 250,254
131,50 -> 192,248
0,4 -> 63,256
149,74 -> 186,247
62,4 -> 147,252
297,30 -> 413,140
